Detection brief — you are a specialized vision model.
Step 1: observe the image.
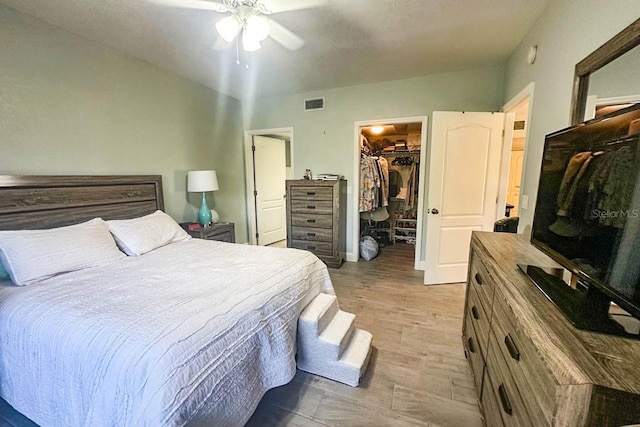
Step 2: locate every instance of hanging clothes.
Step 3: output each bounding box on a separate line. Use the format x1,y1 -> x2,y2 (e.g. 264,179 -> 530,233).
413,160 -> 420,206
548,151 -> 594,237
360,151 -> 394,213
378,156 -> 389,207
555,151 -> 593,217
374,159 -> 384,207
359,155 -> 381,212
548,145 -> 636,237
597,146 -> 636,228
584,150 -> 616,220
406,162 -> 417,208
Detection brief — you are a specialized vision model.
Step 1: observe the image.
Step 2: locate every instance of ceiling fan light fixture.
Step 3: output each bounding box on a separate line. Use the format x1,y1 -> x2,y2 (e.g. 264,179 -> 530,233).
245,15 -> 270,42
242,30 -> 261,51
216,15 -> 241,42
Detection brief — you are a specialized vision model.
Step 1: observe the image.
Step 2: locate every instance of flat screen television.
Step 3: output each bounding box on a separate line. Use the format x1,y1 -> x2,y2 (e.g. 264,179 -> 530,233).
525,103 -> 640,338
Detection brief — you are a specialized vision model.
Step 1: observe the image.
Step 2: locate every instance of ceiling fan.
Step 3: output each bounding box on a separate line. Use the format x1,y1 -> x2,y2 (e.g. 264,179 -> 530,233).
150,0 -> 326,52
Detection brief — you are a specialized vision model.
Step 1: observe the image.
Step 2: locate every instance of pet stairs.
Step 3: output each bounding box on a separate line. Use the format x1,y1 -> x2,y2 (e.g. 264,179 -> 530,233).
297,293 -> 373,387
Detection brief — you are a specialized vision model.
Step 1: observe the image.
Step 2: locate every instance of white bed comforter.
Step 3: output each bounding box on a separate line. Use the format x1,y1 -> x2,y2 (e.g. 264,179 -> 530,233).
0,239 -> 334,426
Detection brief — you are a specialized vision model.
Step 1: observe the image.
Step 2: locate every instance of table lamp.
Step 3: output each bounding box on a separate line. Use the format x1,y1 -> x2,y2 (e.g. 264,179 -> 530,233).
187,170 -> 220,226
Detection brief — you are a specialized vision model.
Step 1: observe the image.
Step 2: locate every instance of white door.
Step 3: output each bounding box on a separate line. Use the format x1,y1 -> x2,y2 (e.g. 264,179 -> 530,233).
253,136 -> 287,246
424,112 -> 505,285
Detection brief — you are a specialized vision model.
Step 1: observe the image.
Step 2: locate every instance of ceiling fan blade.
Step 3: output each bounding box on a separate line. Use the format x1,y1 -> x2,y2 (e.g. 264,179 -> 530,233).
148,0 -> 229,12
262,0 -> 327,14
267,19 -> 304,50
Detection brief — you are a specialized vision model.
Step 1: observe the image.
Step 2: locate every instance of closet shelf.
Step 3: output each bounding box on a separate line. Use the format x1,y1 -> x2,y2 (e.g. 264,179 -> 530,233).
391,218 -> 417,244
381,150 -> 421,155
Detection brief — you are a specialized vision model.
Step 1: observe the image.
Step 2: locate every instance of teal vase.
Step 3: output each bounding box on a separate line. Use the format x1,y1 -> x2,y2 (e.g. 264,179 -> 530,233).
198,192 -> 212,226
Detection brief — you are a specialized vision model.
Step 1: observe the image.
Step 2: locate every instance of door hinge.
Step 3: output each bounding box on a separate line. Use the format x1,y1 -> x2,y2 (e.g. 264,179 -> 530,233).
252,145 -> 256,152
255,233 -> 259,238
502,129 -> 505,137
254,190 -> 258,197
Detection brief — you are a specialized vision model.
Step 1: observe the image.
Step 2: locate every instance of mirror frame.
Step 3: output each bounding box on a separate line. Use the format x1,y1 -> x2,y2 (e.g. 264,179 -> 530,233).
570,18 -> 640,125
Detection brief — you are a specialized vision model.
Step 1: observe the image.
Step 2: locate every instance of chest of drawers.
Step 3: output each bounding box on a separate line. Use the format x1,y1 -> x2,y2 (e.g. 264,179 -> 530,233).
463,232 -> 640,426
286,179 -> 346,268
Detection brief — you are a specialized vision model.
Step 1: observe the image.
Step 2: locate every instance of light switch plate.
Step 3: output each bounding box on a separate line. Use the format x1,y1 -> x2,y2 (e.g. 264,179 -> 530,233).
521,195 -> 529,210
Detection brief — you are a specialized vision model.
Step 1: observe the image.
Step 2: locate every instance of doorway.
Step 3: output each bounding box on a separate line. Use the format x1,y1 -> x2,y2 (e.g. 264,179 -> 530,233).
499,82 -> 535,228
244,128 -> 293,246
354,117 -> 428,270
504,99 -> 529,218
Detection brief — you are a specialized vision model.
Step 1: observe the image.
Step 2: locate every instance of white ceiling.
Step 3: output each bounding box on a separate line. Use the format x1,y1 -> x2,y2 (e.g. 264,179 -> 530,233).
1,0 -> 549,100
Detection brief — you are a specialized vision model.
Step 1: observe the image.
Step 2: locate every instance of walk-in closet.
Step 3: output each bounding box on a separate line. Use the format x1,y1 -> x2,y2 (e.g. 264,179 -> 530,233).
359,122 -> 423,265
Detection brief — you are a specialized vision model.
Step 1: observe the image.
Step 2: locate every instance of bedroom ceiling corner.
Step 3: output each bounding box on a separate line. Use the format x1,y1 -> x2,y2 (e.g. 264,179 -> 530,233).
0,0 -> 550,100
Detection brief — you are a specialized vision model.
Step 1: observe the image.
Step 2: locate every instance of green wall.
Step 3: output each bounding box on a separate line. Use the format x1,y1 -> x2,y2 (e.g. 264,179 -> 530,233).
504,0 -> 640,235
0,4 -> 248,243
244,67 -> 505,259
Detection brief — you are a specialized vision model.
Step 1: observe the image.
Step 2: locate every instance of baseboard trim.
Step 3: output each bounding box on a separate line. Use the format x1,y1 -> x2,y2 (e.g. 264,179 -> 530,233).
346,252 -> 359,263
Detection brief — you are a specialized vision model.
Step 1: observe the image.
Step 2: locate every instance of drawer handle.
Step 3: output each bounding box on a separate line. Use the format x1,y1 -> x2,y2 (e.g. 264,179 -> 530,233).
307,206 -> 316,209
475,273 -> 483,285
307,192 -> 316,195
468,337 -> 476,353
307,245 -> 316,250
505,334 -> 520,361
498,384 -> 513,416
307,219 -> 316,223
471,305 -> 480,320
307,233 -> 316,237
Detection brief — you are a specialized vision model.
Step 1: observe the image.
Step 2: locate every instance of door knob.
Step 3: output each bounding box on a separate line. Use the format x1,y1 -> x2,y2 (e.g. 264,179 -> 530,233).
431,208 -> 439,215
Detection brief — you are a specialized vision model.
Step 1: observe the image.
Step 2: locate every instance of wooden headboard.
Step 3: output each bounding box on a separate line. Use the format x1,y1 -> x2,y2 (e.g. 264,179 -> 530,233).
0,175 -> 164,231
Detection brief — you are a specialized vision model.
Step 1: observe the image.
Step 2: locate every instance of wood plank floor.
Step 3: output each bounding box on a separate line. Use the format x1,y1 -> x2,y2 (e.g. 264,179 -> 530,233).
247,243 -> 482,426
0,244 -> 482,427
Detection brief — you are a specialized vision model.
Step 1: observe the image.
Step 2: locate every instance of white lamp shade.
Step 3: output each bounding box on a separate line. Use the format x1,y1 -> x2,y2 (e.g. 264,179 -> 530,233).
188,170 -> 219,192
216,16 -> 241,42
242,30 -> 261,51
246,15 -> 269,42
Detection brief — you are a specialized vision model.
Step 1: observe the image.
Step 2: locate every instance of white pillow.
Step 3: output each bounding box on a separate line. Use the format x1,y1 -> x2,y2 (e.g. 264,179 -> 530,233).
0,218 -> 125,286
106,210 -> 190,256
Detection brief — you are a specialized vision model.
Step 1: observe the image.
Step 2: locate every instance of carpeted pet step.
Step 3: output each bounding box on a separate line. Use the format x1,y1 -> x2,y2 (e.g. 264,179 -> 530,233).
339,328 -> 373,374
299,292 -> 339,336
318,310 -> 355,359
297,292 -> 373,387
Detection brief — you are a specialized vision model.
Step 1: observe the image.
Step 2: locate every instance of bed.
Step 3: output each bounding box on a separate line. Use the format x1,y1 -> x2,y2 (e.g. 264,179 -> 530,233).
0,175 -> 334,426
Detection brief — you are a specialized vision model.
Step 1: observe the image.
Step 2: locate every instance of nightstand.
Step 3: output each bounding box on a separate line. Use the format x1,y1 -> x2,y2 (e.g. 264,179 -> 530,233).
187,222 -> 235,243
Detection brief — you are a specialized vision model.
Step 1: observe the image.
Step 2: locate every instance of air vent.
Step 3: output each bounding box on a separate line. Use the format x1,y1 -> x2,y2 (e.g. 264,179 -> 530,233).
514,120 -> 526,130
304,97 -> 325,111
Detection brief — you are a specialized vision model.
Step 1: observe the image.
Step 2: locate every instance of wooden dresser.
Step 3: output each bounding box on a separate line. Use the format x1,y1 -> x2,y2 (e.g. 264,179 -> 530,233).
286,179 -> 346,268
463,232 -> 640,426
